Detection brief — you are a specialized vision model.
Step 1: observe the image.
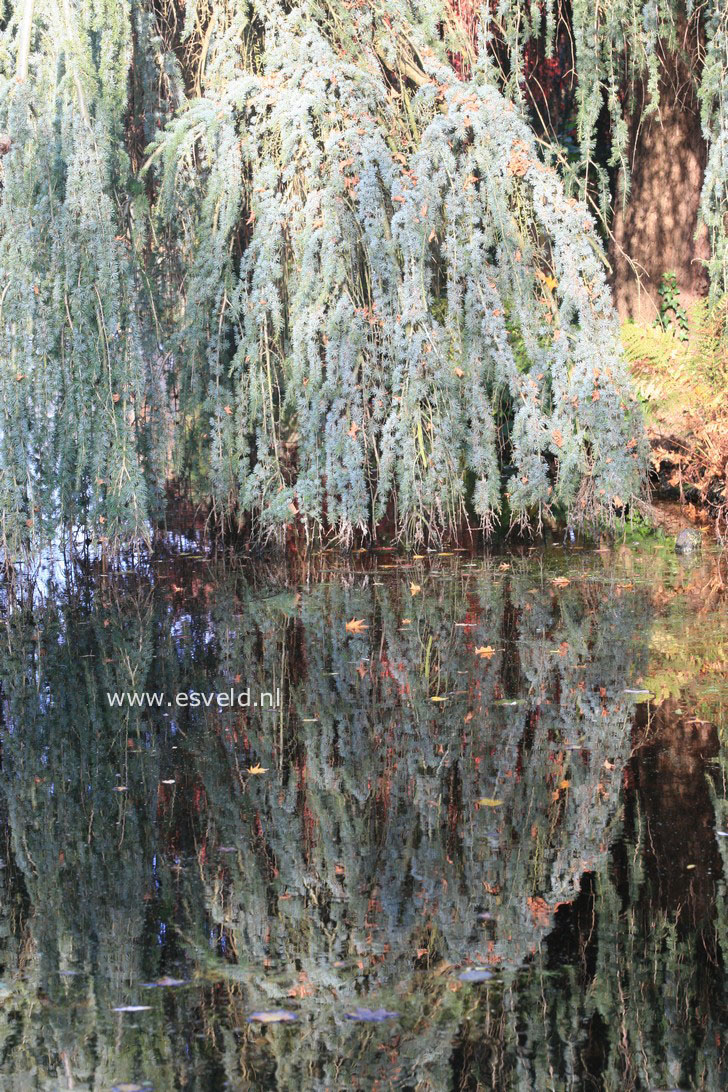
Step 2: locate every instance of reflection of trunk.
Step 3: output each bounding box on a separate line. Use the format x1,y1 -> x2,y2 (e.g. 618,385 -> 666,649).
632,699 -> 721,922
609,44 -> 710,323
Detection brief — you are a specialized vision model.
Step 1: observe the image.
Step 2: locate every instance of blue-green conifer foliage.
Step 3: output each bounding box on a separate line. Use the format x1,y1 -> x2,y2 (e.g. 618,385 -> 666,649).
6,0 -> 722,552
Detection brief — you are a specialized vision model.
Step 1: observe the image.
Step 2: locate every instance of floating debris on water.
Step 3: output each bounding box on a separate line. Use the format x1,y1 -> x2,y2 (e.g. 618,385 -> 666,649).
458,968 -> 494,983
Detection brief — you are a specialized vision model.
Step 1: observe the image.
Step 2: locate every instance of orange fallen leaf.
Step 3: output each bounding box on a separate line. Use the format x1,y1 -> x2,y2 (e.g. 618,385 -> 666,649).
247,763 -> 268,775
475,645 -> 496,659
346,618 -> 368,633
551,577 -> 570,588
410,582 -> 421,596
526,896 -> 552,927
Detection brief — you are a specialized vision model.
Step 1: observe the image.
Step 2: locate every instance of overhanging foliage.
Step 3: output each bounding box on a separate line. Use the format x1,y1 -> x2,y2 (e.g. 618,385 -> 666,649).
7,0 -> 709,552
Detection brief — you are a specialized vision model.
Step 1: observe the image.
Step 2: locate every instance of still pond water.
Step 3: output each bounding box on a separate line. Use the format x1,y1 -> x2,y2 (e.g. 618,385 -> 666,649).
0,541 -> 727,1090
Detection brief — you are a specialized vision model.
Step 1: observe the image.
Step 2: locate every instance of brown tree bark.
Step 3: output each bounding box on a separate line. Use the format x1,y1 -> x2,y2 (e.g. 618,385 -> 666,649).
609,42 -> 710,323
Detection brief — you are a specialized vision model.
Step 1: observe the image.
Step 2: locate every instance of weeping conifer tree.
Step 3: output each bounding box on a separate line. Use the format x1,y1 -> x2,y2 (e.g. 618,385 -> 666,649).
0,0 -> 170,556
11,0 -> 728,552
152,0 -> 649,544
469,0 -> 728,314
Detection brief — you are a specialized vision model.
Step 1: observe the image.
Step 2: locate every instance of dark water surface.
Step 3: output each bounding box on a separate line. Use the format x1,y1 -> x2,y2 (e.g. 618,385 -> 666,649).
0,543 -> 727,1090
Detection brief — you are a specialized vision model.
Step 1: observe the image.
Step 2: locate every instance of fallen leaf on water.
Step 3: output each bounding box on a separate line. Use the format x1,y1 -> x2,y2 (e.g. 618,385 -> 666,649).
623,688 -> 654,703
477,797 -> 503,807
343,1008 -> 399,1022
247,1010 -> 298,1024
526,896 -> 552,926
410,582 -> 421,595
287,974 -> 314,999
247,763 -> 268,775
433,960 -> 457,976
475,646 -> 496,659
551,577 -> 570,588
458,968 -> 493,983
345,618 -> 368,633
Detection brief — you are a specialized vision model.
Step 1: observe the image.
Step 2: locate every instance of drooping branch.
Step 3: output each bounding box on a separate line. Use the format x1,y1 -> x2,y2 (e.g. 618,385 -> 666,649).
16,0 -> 35,83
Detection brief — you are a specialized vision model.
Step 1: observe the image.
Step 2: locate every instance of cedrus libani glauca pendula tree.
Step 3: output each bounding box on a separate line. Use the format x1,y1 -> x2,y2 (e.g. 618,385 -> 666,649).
0,0 -> 657,554
0,0 -> 174,558
149,0 -> 648,545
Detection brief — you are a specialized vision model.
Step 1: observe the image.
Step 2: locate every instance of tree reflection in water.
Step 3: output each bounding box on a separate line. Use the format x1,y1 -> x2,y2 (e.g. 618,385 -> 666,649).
0,550 -> 726,1089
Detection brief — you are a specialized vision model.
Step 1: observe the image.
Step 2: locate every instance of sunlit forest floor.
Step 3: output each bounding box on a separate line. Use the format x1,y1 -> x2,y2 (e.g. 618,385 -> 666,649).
622,305 -> 728,535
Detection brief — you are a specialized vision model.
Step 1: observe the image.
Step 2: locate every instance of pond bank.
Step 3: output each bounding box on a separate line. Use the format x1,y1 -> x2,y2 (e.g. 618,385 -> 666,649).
622,311 -> 728,537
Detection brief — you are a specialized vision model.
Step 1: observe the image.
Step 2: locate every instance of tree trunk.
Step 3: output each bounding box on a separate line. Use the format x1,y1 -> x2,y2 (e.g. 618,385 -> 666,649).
609,44 -> 710,323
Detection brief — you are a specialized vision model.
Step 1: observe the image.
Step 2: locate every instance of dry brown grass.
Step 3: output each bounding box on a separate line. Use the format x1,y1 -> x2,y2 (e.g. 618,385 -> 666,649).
622,297 -> 728,535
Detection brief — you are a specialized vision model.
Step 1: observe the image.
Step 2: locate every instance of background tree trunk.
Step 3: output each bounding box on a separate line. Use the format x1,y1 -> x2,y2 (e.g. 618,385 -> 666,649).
609,45 -> 711,322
